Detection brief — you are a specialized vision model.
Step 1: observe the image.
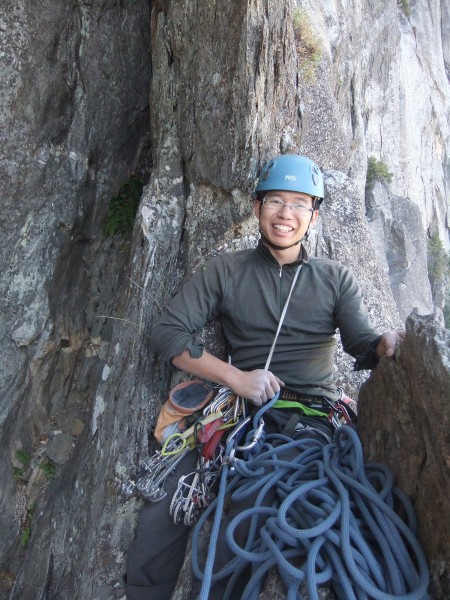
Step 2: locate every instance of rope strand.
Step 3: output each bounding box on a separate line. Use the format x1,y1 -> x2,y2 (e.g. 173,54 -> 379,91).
192,424 -> 429,600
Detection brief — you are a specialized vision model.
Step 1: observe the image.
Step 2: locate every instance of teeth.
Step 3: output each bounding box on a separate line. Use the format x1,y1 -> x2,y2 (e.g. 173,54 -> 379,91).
273,224 -> 293,232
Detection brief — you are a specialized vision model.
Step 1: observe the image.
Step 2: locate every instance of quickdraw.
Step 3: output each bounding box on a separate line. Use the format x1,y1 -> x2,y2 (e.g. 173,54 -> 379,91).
123,387 -> 246,518
122,446 -> 191,502
170,446 -> 225,526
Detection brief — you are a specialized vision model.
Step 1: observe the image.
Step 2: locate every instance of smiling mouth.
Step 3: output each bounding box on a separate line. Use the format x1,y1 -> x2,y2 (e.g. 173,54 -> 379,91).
273,224 -> 294,233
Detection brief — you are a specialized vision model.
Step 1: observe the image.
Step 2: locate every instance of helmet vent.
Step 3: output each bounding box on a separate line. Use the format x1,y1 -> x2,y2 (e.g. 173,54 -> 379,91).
260,160 -> 274,181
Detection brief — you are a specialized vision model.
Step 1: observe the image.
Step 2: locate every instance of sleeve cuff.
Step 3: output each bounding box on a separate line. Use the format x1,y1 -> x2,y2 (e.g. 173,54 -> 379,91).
168,338 -> 204,365
353,335 -> 382,371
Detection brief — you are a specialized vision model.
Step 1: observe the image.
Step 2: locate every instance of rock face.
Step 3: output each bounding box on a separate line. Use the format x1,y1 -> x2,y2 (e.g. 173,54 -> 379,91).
365,182 -> 434,321
0,1 -> 449,599
0,1 -> 151,598
358,312 -> 450,599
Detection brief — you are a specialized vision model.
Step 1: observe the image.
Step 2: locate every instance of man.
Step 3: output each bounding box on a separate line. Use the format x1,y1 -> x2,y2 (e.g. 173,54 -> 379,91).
125,154 -> 404,600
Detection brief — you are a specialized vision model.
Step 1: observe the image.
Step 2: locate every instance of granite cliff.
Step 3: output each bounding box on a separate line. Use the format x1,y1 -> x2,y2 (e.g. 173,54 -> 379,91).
0,1 -> 449,598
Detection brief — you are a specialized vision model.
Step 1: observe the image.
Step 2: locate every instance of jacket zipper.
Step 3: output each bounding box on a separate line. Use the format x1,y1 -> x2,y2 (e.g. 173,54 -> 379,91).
278,265 -> 283,316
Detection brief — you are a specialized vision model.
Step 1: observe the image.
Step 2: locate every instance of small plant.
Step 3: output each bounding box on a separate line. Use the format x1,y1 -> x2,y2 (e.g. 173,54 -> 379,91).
427,235 -> 450,328
13,449 -> 32,480
39,459 -> 56,480
443,291 -> 450,329
104,175 -> 143,238
19,504 -> 35,547
20,526 -> 31,547
366,156 -> 394,191
293,8 -> 322,81
427,235 -> 449,281
398,0 -> 412,17
16,449 -> 31,468
13,467 -> 25,480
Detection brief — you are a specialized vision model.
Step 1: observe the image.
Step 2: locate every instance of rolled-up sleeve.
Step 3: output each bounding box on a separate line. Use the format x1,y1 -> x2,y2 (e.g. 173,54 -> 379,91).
149,257 -> 226,364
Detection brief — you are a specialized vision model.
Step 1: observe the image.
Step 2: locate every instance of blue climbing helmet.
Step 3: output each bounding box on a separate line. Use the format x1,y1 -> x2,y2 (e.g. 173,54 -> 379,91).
255,154 -> 324,205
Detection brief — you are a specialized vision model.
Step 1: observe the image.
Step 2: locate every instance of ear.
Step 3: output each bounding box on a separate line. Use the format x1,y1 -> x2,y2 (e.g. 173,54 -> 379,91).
310,209 -> 319,226
253,199 -> 261,219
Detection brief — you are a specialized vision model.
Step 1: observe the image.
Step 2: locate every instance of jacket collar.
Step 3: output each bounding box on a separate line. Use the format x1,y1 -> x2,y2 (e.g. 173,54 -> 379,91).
256,239 -> 309,268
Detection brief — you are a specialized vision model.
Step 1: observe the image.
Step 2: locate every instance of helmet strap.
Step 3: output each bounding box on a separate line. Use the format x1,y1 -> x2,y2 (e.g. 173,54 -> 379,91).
260,232 -> 304,251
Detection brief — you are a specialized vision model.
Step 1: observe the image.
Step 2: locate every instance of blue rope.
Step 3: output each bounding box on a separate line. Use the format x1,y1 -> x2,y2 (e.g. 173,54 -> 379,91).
192,417 -> 429,600
193,393 -> 280,599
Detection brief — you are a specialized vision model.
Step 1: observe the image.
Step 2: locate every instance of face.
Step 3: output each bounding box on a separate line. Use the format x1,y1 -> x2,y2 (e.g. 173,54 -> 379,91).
253,190 -> 319,250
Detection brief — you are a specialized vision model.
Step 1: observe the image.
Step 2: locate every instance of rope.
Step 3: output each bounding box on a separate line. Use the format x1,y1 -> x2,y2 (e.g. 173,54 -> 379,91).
193,394 -> 279,599
192,423 -> 429,600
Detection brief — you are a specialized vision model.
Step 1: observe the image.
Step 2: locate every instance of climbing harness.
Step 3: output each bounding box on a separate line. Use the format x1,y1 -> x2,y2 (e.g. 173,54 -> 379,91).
192,401 -> 430,600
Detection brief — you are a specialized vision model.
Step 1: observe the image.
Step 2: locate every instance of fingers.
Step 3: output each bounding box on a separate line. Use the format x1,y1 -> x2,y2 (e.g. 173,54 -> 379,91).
385,333 -> 398,357
384,335 -> 396,357
243,370 -> 283,405
379,330 -> 406,358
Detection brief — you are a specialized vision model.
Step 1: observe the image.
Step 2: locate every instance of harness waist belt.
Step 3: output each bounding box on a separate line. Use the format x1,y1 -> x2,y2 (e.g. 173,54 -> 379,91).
278,388 -> 332,411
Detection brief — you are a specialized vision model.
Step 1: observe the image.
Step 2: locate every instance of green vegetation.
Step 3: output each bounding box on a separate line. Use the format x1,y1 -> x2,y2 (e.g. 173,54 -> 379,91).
39,459 -> 56,480
427,235 -> 450,328
20,526 -> 31,547
14,449 -> 32,478
444,296 -> 450,328
19,504 -> 35,547
293,9 -> 322,81
366,156 -> 394,191
16,449 -> 31,467
104,175 -> 143,238
428,235 -> 449,280
398,0 -> 412,17
13,467 -> 25,480
13,450 -> 56,482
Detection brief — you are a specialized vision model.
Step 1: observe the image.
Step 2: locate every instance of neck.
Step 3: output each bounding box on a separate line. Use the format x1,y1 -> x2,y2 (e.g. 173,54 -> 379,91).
263,239 -> 303,265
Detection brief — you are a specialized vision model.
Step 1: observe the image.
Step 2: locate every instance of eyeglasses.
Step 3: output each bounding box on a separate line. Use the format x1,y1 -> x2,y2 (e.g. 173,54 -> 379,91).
262,197 -> 314,215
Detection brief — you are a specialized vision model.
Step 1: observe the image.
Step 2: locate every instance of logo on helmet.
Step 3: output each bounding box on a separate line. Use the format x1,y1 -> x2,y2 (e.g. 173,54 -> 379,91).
285,175 -> 297,181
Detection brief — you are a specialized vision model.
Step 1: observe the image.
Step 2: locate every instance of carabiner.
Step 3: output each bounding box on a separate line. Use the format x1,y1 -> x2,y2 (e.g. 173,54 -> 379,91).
235,417 -> 265,451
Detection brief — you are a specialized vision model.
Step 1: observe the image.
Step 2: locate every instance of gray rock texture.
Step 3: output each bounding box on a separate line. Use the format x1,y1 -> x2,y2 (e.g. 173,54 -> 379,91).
359,312 -> 450,599
0,0 -> 449,599
366,181 -> 434,321
0,1 -> 151,598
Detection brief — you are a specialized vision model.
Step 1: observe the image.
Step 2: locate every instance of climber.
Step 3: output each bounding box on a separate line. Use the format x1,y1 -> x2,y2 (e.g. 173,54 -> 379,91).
124,153 -> 405,600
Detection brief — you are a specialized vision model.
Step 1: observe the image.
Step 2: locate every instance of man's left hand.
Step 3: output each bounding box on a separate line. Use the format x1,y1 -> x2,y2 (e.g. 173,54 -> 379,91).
376,330 -> 406,358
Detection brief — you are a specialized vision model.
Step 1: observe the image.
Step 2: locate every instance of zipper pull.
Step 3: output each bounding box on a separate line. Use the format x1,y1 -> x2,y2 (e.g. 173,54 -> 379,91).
279,266 -> 282,277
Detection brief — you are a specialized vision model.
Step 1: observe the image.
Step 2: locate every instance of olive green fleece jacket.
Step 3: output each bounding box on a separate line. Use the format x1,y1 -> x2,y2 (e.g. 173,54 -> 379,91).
149,241 -> 381,400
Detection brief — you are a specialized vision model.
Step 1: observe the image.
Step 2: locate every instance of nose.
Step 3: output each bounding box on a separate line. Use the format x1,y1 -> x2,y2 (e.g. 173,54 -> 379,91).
278,202 -> 293,217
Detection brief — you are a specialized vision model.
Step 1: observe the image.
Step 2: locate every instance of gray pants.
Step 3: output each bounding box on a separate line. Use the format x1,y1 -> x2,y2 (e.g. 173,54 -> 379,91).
125,450 -> 198,600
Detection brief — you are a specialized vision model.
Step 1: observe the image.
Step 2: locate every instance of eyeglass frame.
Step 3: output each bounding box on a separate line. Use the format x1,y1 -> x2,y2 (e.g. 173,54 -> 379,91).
261,195 -> 315,215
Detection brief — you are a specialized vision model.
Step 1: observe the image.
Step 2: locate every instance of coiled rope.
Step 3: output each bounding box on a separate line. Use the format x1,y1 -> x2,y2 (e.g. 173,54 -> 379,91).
192,407 -> 429,600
